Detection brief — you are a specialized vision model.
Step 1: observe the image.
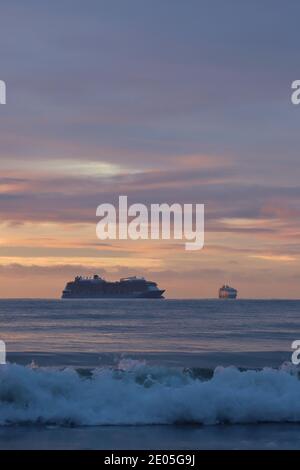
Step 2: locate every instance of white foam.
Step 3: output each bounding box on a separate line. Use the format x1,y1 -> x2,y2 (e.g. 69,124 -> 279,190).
0,361 -> 300,426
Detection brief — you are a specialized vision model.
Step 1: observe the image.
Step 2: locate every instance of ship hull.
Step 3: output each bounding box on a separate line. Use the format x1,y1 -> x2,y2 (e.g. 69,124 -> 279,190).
219,293 -> 237,299
61,290 -> 165,299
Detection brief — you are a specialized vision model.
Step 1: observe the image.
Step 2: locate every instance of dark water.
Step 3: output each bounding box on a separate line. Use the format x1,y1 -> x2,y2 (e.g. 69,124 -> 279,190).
0,299 -> 299,367
1,299 -> 300,449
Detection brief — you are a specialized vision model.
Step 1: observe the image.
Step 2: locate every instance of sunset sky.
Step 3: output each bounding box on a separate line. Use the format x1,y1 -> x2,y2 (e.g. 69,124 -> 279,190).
0,1 -> 300,298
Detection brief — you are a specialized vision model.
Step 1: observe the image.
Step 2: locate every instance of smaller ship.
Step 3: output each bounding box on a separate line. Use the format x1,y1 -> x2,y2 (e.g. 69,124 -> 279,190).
219,284 -> 237,299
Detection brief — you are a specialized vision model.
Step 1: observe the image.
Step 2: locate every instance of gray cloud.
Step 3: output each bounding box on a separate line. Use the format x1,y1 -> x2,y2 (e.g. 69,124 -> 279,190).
0,0 -> 300,179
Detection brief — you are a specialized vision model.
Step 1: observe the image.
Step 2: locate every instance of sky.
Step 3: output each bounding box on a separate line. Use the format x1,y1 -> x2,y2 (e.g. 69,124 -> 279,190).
0,0 -> 300,298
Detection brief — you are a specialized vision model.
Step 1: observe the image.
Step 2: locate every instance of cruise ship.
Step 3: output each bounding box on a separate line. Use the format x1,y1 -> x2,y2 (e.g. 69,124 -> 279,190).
219,284 -> 238,299
61,275 -> 165,299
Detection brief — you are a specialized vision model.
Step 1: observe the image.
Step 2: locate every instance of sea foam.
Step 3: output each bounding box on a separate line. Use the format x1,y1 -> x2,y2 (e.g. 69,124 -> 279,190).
0,360 -> 300,426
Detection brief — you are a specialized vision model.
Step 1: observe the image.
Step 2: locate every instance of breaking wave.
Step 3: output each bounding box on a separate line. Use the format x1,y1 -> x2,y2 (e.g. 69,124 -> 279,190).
1,359 -> 300,426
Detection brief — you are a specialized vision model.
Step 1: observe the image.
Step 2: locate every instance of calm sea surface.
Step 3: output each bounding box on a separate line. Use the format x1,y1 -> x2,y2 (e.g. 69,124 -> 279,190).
0,299 -> 299,367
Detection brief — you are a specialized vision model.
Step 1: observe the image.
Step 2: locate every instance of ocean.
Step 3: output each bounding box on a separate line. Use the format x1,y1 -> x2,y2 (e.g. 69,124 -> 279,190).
1,298 -> 300,449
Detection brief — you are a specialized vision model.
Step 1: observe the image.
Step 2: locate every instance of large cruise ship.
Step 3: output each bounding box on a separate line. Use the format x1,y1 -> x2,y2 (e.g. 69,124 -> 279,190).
219,284 -> 238,299
62,275 -> 165,299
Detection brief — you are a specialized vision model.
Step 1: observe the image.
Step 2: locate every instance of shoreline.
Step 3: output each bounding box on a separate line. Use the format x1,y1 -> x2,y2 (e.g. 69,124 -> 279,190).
5,350 -> 292,369
1,423 -> 300,450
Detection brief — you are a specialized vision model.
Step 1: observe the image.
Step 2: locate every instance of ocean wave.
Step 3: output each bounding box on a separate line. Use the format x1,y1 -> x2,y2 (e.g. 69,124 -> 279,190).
0,359 -> 300,426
